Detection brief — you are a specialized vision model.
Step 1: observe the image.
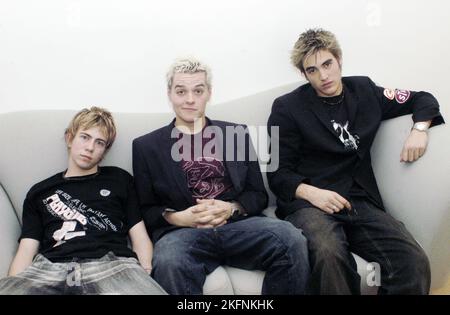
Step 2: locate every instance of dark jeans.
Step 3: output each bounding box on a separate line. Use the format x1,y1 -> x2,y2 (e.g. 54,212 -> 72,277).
285,197 -> 431,295
152,216 -> 310,295
0,252 -> 167,295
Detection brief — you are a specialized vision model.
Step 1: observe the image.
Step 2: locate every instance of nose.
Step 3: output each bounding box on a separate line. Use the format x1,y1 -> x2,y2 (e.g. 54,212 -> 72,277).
319,68 -> 328,81
186,92 -> 194,104
85,140 -> 95,152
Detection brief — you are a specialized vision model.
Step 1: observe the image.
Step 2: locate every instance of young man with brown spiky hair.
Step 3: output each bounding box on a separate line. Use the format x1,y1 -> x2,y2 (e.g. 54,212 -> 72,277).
268,28 -> 444,294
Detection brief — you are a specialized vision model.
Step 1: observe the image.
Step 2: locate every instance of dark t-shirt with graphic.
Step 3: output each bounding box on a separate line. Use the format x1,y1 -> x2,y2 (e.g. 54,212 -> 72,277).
177,124 -> 233,202
20,166 -> 141,262
318,91 -> 368,199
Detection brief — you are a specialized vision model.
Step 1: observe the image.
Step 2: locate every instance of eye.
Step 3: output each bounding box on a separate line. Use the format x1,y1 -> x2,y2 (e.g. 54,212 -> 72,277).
80,134 -> 88,140
323,61 -> 332,68
96,140 -> 106,148
307,68 -> 315,74
194,89 -> 204,95
176,90 -> 185,95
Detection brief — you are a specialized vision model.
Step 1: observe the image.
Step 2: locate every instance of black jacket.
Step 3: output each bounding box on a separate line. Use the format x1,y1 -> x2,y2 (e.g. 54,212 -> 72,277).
267,76 -> 444,219
133,118 -> 268,241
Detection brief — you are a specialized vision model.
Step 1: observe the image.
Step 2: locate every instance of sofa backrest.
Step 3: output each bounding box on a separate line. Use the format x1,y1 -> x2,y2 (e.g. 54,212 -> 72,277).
0,81 -> 448,288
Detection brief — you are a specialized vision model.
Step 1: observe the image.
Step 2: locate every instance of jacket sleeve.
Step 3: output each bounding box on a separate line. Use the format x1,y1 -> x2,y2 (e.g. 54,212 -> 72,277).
132,139 -> 171,232
369,78 -> 445,127
267,98 -> 310,203
234,129 -> 268,216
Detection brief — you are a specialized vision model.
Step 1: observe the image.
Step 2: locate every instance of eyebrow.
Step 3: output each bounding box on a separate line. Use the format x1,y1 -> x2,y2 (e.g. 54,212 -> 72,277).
305,59 -> 333,72
80,132 -> 107,143
174,83 -> 206,89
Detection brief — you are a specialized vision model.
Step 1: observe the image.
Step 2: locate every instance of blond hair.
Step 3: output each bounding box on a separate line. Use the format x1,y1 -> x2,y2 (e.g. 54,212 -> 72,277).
166,57 -> 212,90
65,106 -> 116,150
291,28 -> 342,74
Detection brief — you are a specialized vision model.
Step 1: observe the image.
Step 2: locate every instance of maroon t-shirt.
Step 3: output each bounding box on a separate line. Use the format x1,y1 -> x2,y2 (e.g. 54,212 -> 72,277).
178,128 -> 233,202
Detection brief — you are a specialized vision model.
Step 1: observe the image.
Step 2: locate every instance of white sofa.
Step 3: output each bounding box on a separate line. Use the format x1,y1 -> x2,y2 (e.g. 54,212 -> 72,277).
0,82 -> 448,294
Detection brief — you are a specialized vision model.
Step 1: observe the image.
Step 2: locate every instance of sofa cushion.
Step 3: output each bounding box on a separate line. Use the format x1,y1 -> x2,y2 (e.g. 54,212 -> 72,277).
0,185 -> 21,276
203,266 -> 234,295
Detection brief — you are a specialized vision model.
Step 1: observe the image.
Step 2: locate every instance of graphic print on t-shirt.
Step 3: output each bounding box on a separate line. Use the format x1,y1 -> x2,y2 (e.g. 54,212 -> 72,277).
43,189 -> 119,247
331,120 -> 359,150
182,157 -> 232,200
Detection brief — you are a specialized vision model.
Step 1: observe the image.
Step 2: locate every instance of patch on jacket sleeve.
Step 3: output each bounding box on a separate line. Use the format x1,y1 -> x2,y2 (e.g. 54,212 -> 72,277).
383,88 -> 395,100
394,89 -> 411,104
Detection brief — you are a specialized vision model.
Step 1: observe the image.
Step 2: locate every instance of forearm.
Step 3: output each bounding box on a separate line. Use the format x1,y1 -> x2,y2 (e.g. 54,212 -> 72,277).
133,241 -> 153,273
268,168 -> 307,202
8,238 -> 39,276
8,255 -> 33,276
295,183 -> 316,201
142,204 -> 172,231
129,221 -> 153,273
235,191 -> 267,216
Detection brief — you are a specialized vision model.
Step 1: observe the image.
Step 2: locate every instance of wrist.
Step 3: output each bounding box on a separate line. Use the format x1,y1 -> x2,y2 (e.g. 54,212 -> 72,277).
296,183 -> 314,200
143,266 -> 152,273
412,121 -> 430,132
162,209 -> 178,225
229,202 -> 241,220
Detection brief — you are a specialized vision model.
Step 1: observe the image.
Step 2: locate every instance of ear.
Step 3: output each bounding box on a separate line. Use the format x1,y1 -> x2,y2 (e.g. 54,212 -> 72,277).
65,132 -> 73,149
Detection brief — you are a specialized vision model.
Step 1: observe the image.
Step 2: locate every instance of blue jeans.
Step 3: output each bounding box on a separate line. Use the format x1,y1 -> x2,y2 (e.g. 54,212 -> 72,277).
0,252 -> 167,295
152,216 -> 310,294
285,197 -> 431,295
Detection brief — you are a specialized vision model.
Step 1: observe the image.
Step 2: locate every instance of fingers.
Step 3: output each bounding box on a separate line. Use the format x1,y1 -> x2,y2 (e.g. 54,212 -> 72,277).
401,147 -> 423,163
319,193 -> 351,214
327,203 -> 341,213
336,195 -> 352,210
192,203 -> 229,227
195,216 -> 228,229
320,207 -> 334,215
196,198 -> 214,205
419,147 -> 426,157
400,147 -> 408,163
401,132 -> 428,163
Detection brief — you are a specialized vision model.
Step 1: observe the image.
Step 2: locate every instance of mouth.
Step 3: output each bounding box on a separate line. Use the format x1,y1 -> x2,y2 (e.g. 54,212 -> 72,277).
322,81 -> 333,89
182,108 -> 197,111
80,155 -> 92,161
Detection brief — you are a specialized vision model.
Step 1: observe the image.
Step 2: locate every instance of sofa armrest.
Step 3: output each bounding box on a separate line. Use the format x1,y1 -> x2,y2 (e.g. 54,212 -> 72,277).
0,184 -> 21,277
371,115 -> 450,290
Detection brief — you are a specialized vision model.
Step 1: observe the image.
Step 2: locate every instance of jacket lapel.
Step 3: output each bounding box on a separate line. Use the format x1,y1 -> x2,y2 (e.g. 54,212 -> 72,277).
211,120 -> 242,192
344,83 -> 359,132
163,121 -> 194,205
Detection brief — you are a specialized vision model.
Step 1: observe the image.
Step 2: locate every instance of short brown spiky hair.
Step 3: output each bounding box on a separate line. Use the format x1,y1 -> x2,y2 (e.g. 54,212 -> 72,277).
291,28 -> 342,74
65,106 -> 116,150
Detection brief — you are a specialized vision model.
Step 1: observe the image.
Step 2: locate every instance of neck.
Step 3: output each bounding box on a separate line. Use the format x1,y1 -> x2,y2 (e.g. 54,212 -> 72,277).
175,116 -> 206,134
65,165 -> 99,178
335,82 -> 343,96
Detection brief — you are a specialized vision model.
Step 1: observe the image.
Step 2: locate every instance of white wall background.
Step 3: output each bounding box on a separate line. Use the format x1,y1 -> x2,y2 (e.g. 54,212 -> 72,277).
0,0 -> 449,116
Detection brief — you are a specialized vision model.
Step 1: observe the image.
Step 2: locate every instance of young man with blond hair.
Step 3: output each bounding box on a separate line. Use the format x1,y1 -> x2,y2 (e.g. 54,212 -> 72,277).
0,107 -> 166,294
133,58 -> 310,295
268,28 -> 444,294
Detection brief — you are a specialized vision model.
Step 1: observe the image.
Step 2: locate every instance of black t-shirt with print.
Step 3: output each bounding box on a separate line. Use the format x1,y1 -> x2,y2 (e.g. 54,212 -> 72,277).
20,166 -> 142,262
318,90 -> 368,199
